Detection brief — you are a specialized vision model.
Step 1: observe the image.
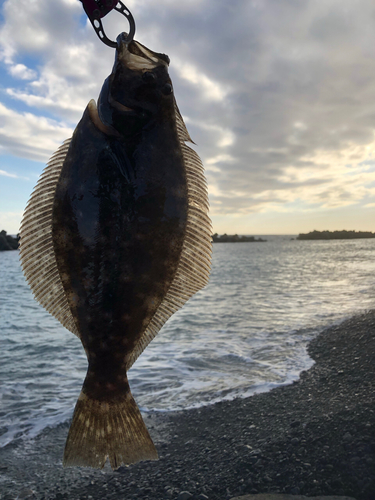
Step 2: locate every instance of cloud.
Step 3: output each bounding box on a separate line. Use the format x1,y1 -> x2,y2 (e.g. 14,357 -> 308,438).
0,0 -> 82,63
0,169 -> 19,178
0,211 -> 24,233
8,64 -> 37,80
2,0 -> 375,232
0,102 -> 73,162
0,169 -> 29,180
173,59 -> 229,102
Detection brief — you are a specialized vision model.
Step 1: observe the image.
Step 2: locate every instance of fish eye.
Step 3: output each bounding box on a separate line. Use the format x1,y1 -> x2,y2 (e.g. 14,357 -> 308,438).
142,72 -> 156,83
161,83 -> 173,96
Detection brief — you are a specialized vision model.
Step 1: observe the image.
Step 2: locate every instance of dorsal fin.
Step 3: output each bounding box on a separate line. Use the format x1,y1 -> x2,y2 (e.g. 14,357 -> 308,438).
126,99 -> 212,370
19,138 -> 80,338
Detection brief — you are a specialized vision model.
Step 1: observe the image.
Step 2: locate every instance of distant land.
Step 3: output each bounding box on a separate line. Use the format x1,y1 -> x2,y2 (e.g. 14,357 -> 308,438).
4,229 -> 373,251
0,230 -> 19,251
297,230 -> 375,240
212,233 -> 267,243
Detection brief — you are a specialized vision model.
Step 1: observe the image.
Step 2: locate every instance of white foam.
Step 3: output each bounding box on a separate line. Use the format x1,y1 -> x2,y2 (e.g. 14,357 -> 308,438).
2,238 -> 375,446
0,406 -> 74,448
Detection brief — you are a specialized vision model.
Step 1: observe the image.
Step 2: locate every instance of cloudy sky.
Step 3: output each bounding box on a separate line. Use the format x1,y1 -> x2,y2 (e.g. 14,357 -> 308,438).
2,0 -> 375,235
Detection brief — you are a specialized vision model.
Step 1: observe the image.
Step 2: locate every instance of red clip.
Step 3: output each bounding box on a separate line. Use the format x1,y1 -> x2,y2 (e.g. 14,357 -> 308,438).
79,0 -> 135,48
80,0 -> 117,20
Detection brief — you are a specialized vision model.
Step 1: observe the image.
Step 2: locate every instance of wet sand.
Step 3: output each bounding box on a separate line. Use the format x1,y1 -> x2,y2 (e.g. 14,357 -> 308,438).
0,312 -> 374,500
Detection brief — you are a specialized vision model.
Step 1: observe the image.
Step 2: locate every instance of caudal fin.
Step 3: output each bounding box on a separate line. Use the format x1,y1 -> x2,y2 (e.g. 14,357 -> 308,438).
63,390 -> 158,470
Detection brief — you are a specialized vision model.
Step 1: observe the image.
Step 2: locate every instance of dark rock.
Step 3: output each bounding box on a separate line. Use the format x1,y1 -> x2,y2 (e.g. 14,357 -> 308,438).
297,229 -> 375,240
0,230 -> 19,251
176,492 -> 193,500
212,233 -> 267,243
290,421 -> 301,428
289,486 -> 300,494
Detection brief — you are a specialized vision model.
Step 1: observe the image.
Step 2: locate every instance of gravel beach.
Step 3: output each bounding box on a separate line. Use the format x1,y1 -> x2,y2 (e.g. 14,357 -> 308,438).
0,312 -> 374,500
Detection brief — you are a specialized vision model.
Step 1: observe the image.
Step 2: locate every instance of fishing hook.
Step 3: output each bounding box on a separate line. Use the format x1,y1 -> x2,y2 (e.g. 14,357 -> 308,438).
79,0 -> 136,48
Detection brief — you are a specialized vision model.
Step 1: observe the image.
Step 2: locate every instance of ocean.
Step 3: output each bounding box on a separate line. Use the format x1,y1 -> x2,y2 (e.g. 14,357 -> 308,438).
1,236 -> 375,448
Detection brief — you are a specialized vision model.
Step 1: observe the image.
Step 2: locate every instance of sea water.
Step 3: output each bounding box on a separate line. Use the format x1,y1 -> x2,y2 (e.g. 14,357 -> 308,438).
1,236 -> 375,447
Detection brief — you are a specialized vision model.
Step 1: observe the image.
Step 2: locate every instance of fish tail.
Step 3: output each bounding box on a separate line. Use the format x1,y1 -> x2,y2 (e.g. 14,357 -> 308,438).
63,389 -> 158,470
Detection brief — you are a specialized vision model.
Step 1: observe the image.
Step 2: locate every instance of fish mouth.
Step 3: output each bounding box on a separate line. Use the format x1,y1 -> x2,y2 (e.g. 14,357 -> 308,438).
92,34 -> 171,131
116,33 -> 170,72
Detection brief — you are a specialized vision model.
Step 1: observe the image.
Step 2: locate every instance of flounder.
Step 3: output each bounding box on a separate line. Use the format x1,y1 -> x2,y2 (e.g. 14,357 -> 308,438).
19,34 -> 212,470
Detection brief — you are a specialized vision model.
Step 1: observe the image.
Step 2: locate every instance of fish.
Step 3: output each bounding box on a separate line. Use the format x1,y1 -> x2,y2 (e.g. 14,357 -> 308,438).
19,33 -> 212,470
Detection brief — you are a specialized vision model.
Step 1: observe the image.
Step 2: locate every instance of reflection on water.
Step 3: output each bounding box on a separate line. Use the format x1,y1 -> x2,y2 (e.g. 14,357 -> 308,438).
1,236 -> 375,445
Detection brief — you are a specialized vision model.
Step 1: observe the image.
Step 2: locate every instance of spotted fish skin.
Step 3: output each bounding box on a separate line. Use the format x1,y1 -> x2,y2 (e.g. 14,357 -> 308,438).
52,90 -> 187,401
19,34 -> 212,470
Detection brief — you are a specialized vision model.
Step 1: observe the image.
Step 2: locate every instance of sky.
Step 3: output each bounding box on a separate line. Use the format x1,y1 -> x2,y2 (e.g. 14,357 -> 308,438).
2,0 -> 375,235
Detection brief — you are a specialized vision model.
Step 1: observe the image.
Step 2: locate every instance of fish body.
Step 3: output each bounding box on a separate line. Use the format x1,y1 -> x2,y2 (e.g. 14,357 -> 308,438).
19,35 -> 212,469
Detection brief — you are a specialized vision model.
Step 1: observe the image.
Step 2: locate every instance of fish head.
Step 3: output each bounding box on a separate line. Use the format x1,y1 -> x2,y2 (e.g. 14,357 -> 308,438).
97,33 -> 174,135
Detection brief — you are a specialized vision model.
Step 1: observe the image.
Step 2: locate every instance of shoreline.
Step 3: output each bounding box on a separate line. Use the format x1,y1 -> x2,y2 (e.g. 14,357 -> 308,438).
0,312 -> 374,500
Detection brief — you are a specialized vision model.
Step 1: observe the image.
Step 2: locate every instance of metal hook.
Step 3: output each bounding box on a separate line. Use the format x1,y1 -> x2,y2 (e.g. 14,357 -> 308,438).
79,0 -> 136,48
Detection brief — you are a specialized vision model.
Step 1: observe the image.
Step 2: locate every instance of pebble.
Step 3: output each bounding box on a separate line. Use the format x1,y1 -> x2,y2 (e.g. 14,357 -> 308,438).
1,314 -> 374,500
290,486 -> 300,494
177,492 -> 193,500
16,490 -> 35,500
290,421 -> 300,428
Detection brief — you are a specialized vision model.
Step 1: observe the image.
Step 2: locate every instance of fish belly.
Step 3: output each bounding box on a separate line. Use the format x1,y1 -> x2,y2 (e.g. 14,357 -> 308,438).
52,106 -> 188,390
